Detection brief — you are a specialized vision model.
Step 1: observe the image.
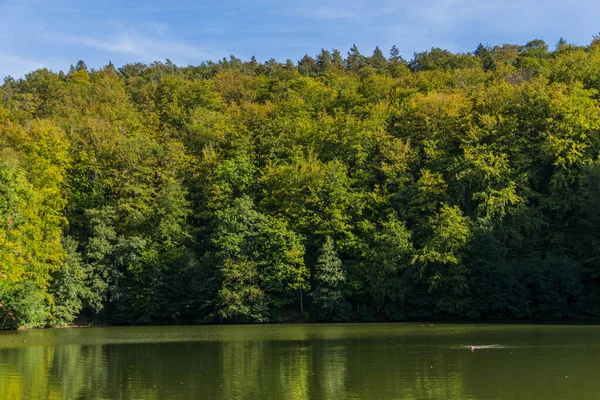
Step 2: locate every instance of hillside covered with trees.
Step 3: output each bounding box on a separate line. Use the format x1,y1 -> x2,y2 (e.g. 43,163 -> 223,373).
2,37 -> 600,329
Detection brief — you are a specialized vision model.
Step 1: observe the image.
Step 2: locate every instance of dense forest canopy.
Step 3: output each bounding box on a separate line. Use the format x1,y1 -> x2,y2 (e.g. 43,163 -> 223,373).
2,37 -> 600,328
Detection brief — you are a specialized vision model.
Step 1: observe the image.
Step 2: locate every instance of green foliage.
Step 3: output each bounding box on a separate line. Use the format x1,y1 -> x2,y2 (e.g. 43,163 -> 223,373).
522,255 -> 584,318
0,280 -> 46,329
416,205 -> 472,314
48,237 -> 88,326
210,197 -> 308,322
312,237 -> 348,321
348,215 -> 414,315
410,48 -> 481,72
1,38 -> 599,327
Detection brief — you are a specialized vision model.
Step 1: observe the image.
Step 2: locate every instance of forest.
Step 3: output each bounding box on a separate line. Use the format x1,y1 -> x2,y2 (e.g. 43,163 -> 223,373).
2,37 -> 600,329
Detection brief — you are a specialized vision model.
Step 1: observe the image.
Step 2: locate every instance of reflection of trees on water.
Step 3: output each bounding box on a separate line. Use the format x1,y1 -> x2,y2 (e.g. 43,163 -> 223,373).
0,345 -> 108,400
1,331 -> 599,399
0,340 -> 469,399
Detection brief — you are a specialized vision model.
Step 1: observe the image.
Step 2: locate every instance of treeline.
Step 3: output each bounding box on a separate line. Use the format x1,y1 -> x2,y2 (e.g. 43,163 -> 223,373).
2,37 -> 600,328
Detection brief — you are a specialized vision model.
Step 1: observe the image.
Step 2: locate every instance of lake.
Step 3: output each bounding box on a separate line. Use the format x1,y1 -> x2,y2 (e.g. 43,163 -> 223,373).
1,323 -> 599,399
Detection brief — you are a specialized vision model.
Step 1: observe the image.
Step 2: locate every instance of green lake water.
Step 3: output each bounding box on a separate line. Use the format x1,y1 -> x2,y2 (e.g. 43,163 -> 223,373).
1,323 -> 599,399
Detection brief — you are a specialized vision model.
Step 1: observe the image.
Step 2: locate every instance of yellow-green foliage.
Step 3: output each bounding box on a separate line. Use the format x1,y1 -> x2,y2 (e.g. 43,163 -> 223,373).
2,38 -> 600,327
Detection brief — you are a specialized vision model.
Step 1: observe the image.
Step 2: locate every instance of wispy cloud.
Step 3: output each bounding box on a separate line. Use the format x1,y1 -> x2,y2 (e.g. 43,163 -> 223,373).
0,0 -> 226,77
283,0 -> 599,55
44,28 -> 222,64
0,53 -> 45,79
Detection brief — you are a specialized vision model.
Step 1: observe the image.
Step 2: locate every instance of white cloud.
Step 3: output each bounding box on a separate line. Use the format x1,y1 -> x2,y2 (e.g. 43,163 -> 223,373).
311,8 -> 358,20
44,28 -> 222,65
285,0 -> 600,55
0,53 -> 45,79
0,1 -> 225,77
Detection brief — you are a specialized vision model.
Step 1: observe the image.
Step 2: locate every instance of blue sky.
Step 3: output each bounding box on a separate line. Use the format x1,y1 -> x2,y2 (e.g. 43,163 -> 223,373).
1,0 -> 599,78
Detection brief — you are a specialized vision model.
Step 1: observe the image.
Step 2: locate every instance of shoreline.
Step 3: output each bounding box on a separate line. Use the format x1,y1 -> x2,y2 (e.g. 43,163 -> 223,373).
4,317 -> 600,332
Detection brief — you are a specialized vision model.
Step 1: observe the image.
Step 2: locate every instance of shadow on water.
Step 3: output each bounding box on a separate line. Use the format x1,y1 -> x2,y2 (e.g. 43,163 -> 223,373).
1,323 -> 600,399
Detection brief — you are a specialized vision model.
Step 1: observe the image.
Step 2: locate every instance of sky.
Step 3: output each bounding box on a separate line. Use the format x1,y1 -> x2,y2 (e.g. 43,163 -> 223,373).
1,0 -> 600,78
